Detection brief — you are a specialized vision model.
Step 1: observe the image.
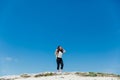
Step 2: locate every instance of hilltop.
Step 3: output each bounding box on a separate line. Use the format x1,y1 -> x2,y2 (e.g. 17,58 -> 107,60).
0,72 -> 120,80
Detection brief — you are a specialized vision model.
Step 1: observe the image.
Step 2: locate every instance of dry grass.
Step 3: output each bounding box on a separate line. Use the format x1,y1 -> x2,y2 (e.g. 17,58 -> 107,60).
75,72 -> 120,77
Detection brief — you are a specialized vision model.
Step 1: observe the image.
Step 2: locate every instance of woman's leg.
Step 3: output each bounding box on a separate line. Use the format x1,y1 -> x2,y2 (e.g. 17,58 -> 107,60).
60,58 -> 64,70
56,58 -> 60,70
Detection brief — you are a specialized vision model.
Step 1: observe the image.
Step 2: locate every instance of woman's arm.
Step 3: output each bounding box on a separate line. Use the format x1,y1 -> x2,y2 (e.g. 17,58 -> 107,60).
55,49 -> 58,57
63,49 -> 66,53
55,49 -> 57,55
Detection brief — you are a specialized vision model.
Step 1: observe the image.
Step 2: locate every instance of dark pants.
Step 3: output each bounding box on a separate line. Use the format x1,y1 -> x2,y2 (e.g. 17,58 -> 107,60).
56,57 -> 64,70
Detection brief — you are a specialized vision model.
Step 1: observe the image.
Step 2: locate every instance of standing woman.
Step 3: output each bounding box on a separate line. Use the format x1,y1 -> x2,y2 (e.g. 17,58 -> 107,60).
55,46 -> 66,72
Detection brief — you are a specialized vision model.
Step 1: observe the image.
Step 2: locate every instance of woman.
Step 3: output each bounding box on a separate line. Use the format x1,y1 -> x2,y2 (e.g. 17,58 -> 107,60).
55,46 -> 66,72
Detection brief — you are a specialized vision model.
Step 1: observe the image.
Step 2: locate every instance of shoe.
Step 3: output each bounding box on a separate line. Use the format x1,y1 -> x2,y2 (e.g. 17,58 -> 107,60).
60,69 -> 62,73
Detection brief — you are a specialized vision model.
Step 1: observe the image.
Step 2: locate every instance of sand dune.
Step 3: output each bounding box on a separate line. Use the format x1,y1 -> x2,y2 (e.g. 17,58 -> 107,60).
16,75 -> 119,80
0,72 -> 120,80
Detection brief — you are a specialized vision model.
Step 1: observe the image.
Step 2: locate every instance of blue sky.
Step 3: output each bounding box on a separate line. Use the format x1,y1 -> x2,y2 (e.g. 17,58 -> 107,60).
0,0 -> 120,76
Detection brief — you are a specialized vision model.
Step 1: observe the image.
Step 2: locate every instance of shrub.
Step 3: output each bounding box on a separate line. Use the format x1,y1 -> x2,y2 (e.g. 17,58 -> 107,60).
96,72 -> 105,77
75,72 -> 89,76
20,74 -> 31,78
88,72 -> 97,77
34,72 -> 55,77
44,72 -> 54,76
117,75 -> 120,77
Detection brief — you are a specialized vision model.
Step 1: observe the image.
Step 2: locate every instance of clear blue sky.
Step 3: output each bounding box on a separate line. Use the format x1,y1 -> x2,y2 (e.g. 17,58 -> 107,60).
0,0 -> 120,76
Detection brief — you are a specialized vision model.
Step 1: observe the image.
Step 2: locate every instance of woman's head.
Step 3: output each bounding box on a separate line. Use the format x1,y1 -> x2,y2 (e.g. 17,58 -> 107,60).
57,45 -> 62,50
57,45 -> 63,53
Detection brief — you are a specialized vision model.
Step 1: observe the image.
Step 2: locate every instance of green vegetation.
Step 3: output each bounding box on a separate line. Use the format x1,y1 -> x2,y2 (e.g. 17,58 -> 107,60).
20,74 -> 31,78
75,72 -> 89,76
75,72 -> 97,77
19,72 -> 120,78
88,72 -> 97,77
75,72 -> 120,77
34,72 -> 55,77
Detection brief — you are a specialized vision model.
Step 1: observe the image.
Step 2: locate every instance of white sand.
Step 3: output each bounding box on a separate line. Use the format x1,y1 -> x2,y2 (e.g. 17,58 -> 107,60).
0,72 -> 119,80
16,75 -> 119,80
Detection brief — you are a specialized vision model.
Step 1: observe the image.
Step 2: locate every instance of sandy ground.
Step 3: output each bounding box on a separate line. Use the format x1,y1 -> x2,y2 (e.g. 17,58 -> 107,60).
0,72 -> 119,80
16,74 -> 119,80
